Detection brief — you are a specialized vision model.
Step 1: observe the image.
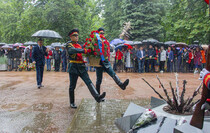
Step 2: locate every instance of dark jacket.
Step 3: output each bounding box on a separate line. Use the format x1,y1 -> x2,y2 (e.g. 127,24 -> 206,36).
183,51 -> 189,61
32,45 -> 48,66
167,50 -> 174,61
53,50 -> 61,60
0,49 -> 5,57
15,49 -> 22,58
137,50 -> 146,60
177,50 -> 183,60
66,41 -> 86,74
148,48 -> 155,57
61,50 -> 66,59
6,50 -> 14,59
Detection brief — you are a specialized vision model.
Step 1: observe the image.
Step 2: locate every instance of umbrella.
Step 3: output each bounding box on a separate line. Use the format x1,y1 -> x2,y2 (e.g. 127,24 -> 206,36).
32,30 -> 62,39
176,42 -> 188,47
19,46 -> 26,49
201,45 -> 209,50
115,44 -> 128,51
13,43 -> 23,47
164,41 -> 176,45
124,44 -> 133,49
133,41 -> 142,46
51,42 -> 62,47
24,41 -> 38,46
2,45 -> 13,49
142,38 -> 159,46
0,43 -> 6,46
110,39 -> 125,46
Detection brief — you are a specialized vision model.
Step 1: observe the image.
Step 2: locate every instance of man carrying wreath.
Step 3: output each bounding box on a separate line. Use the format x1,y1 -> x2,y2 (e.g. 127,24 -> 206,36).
66,29 -> 106,109
94,28 -> 129,100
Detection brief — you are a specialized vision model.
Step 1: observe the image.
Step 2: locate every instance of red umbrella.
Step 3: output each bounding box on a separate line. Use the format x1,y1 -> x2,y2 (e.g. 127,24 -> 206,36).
124,43 -> 133,49
19,46 -> 26,48
205,0 -> 209,4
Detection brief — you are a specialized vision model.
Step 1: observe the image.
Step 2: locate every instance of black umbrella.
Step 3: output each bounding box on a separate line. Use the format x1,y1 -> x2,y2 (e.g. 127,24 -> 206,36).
24,41 -> 38,46
32,30 -> 62,39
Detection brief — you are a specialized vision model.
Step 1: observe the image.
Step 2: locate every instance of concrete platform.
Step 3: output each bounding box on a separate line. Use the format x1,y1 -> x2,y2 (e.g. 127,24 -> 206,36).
66,99 -> 149,133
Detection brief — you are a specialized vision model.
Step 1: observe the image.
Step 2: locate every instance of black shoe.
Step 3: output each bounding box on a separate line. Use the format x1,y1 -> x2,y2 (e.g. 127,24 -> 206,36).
95,92 -> 106,103
113,75 -> 129,90
37,85 -> 41,89
70,103 -> 77,109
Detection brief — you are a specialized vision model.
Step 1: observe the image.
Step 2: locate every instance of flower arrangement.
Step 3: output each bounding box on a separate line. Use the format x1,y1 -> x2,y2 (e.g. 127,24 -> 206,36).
83,30 -> 110,60
28,63 -> 35,70
18,60 -> 27,70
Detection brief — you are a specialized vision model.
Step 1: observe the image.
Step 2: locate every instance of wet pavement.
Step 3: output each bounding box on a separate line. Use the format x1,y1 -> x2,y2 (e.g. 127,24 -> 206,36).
0,71 -> 202,132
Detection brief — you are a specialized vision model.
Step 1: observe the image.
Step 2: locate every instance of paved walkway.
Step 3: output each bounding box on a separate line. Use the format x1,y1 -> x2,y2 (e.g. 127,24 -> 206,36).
0,71 -> 202,132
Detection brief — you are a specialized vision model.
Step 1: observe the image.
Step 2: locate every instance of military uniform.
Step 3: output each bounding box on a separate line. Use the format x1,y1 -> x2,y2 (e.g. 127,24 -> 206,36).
66,29 -> 105,108
95,28 -> 129,95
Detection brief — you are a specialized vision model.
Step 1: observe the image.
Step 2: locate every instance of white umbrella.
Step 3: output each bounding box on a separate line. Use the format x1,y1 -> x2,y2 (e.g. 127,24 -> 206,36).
32,30 -> 62,39
24,41 -> 38,46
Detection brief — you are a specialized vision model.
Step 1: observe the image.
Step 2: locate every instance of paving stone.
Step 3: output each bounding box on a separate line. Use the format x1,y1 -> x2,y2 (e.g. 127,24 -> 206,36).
150,96 -> 166,109
67,99 -> 148,133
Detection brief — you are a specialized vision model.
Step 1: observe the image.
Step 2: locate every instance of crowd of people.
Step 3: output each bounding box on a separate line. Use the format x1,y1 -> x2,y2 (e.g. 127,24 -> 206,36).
0,45 -> 67,72
110,44 -> 207,74
0,43 -> 207,74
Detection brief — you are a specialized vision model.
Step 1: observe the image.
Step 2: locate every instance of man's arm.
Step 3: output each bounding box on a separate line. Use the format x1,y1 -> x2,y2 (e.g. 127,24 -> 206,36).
32,47 -> 36,62
67,44 -> 85,55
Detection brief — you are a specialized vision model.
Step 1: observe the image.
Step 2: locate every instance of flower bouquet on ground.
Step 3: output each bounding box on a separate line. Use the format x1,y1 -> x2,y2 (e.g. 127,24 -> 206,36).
28,63 -> 35,71
83,30 -> 110,67
18,60 -> 27,71
129,109 -> 157,132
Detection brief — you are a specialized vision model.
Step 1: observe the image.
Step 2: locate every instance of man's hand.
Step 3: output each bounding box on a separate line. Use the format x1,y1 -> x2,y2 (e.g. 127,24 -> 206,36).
140,58 -> 142,60
199,68 -> 210,80
149,56 -> 152,59
32,61 -> 36,64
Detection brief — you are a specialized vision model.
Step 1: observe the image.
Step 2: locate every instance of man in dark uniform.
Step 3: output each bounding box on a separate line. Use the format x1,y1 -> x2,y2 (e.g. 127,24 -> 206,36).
66,29 -> 106,109
95,28 -> 129,100
148,45 -> 155,72
14,46 -> 22,71
32,38 -> 48,89
53,46 -> 61,72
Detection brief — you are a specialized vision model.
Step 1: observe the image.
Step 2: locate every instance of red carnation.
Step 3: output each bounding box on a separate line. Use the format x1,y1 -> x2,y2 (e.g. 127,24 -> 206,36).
86,38 -> 88,41
93,48 -> 96,51
97,49 -> 100,52
89,38 -> 92,42
94,43 -> 97,46
88,44 -> 90,46
96,30 -> 99,33
100,35 -> 103,38
90,34 -> 94,38
93,52 -> 97,56
85,42 -> 88,45
87,49 -> 91,53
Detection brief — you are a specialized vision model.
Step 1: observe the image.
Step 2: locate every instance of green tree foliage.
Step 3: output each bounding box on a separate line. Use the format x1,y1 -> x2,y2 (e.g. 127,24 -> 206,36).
0,0 -> 210,44
0,0 -> 103,45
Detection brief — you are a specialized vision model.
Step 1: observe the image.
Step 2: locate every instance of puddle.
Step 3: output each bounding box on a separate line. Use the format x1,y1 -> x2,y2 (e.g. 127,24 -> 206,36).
31,103 -> 53,111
